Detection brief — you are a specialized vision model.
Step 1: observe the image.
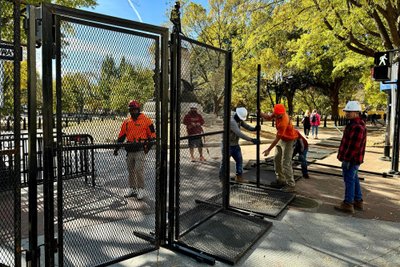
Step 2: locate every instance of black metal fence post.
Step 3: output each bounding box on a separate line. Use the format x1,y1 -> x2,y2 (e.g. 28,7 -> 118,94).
27,5 -> 39,267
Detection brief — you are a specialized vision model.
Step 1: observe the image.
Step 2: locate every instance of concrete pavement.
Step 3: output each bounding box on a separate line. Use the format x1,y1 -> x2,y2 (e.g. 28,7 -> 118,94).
114,124 -> 400,267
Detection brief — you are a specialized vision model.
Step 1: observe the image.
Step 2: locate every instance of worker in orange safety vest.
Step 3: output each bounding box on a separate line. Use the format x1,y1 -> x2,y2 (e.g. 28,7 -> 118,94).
114,100 -> 156,199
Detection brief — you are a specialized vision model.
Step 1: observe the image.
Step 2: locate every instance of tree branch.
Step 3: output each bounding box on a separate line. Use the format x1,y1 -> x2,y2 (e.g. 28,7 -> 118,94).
376,2 -> 400,47
369,7 -> 393,50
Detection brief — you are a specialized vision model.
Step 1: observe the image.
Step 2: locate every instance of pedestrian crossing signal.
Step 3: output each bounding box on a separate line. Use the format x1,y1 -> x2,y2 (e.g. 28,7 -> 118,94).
373,51 -> 392,81
374,52 -> 391,67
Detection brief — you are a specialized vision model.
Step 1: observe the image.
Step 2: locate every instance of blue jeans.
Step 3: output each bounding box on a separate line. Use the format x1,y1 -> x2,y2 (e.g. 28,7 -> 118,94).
341,161 -> 362,204
311,125 -> 319,136
298,148 -> 308,176
219,145 -> 243,177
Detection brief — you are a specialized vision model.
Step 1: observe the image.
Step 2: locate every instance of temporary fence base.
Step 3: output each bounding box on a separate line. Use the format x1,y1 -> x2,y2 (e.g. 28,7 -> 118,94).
206,184 -> 295,218
240,163 -> 302,186
177,210 -> 272,265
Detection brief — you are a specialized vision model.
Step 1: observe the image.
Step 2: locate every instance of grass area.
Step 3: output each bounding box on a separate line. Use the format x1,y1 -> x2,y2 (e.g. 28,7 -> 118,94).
59,117 -> 387,148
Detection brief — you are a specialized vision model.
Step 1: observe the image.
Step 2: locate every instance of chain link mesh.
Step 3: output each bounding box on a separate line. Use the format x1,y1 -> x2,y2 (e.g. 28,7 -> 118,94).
58,19 -> 160,266
0,1 -> 19,265
177,38 -> 227,236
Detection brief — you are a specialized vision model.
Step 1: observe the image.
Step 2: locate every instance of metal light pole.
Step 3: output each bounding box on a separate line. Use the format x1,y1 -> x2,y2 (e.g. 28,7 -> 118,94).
256,64 -> 261,187
390,60 -> 400,173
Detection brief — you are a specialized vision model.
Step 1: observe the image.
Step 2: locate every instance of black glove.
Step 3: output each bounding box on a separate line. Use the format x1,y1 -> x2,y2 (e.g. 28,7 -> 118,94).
254,125 -> 261,131
251,138 -> 260,145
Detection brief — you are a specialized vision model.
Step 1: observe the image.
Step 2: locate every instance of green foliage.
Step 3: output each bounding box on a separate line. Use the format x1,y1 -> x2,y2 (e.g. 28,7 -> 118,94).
361,72 -> 387,111
0,0 -> 97,116
181,41 -> 226,114
110,63 -> 155,113
179,0 -> 391,116
60,55 -> 155,114
62,73 -> 93,113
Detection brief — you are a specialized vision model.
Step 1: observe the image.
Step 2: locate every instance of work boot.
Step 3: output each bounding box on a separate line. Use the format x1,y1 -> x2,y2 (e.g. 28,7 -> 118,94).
235,175 -> 248,183
303,174 -> 310,179
281,185 -> 296,193
136,188 -> 144,200
334,201 -> 354,214
270,180 -> 286,188
354,199 -> 364,211
124,188 -> 137,198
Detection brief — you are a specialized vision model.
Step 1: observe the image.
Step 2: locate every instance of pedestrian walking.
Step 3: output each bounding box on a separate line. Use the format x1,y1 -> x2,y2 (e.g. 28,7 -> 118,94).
260,104 -> 298,192
335,101 -> 367,213
310,109 -> 321,139
301,110 -> 311,138
114,100 -> 156,199
183,103 -> 206,162
219,107 -> 259,183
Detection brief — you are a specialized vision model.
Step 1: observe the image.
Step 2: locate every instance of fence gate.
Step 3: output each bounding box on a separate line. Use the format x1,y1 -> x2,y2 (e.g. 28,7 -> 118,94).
169,32 -> 272,265
39,3 -> 168,266
0,0 -> 22,266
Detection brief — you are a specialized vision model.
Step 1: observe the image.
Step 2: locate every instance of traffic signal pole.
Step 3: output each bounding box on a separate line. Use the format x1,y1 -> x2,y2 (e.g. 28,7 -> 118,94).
373,50 -> 400,174
391,64 -> 400,173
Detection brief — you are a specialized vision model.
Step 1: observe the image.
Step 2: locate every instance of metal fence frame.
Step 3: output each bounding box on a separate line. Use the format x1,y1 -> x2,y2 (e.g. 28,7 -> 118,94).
0,1 -> 22,266
37,3 -> 169,266
168,31 -> 233,255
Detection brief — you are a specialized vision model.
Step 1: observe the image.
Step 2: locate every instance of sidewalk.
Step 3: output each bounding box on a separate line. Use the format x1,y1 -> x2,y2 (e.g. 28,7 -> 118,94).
115,210 -> 400,267
114,124 -> 400,267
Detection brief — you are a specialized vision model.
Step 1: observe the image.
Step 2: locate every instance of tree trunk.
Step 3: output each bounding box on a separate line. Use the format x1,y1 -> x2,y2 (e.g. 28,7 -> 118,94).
287,92 -> 294,115
330,78 -> 342,118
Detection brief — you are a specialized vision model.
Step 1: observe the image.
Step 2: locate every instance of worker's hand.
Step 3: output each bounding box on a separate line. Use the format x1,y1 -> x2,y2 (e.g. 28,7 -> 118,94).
144,144 -> 149,154
262,149 -> 270,157
113,148 -> 119,156
254,125 -> 261,131
251,138 -> 260,145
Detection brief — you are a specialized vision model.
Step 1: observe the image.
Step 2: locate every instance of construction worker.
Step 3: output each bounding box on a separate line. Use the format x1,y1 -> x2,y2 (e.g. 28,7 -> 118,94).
114,100 -> 156,199
219,107 -> 259,183
293,129 -> 309,179
260,104 -> 298,192
335,100 -> 367,213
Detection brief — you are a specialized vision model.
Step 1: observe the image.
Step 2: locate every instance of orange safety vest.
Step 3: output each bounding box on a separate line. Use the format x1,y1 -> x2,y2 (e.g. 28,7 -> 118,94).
118,113 -> 156,142
276,113 -> 298,141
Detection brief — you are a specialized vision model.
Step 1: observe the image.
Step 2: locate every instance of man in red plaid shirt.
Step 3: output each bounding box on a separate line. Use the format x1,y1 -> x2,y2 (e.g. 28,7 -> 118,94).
335,101 -> 367,213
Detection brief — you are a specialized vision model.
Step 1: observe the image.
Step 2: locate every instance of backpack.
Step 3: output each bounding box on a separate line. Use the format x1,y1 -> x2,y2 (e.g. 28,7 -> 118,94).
311,115 -> 316,123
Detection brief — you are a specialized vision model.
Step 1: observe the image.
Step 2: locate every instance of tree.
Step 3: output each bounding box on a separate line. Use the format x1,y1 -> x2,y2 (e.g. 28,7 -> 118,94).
286,0 -> 392,111
309,0 -> 396,56
0,0 -> 98,116
268,1 -> 376,116
110,62 -> 155,113
181,0 -> 277,113
97,55 -> 118,113
61,73 -> 93,114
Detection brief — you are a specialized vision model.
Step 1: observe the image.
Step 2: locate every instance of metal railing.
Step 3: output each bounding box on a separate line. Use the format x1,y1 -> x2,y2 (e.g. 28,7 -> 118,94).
0,133 -> 95,190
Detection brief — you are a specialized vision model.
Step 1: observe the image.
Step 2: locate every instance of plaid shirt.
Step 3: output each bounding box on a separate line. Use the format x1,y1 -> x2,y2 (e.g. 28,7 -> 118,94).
337,117 -> 367,164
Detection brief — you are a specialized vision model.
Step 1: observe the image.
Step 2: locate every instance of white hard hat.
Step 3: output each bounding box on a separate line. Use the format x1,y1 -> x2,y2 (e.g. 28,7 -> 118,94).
189,103 -> 198,109
343,101 -> 362,112
235,107 -> 248,120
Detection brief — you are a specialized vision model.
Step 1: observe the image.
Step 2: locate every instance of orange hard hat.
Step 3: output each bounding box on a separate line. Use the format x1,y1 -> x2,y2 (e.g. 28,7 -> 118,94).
273,104 -> 286,115
128,100 -> 141,109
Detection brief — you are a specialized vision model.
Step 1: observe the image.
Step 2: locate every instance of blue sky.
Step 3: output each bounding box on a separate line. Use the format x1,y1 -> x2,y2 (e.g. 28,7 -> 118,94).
83,0 -> 209,27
